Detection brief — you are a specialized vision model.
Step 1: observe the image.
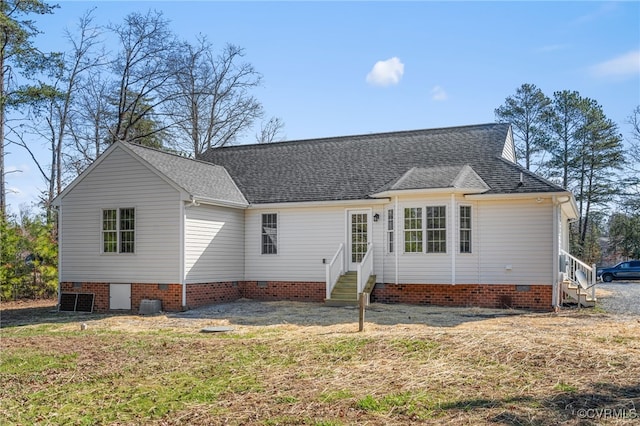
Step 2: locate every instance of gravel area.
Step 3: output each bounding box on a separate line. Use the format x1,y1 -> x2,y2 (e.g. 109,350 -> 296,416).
596,280 -> 640,315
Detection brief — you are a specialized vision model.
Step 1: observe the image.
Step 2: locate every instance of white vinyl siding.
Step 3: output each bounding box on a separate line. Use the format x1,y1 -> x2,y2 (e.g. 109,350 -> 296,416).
245,205 -> 384,282
382,195 -> 553,286
184,204 -> 244,283
58,146 -> 181,283
386,197 -> 453,283
477,199 -> 553,285
501,127 -> 517,163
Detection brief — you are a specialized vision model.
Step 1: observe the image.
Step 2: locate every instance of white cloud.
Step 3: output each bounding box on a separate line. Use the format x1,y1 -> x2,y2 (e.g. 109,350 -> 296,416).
590,50 -> 640,78
366,57 -> 404,87
430,85 -> 448,101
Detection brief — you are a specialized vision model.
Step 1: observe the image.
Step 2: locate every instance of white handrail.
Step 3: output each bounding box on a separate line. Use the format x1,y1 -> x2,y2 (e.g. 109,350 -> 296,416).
560,249 -> 597,301
326,243 -> 345,299
357,242 -> 374,294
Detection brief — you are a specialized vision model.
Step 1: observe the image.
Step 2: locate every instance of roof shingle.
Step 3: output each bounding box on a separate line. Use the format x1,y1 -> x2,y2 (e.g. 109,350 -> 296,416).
125,143 -> 247,206
201,123 -> 566,204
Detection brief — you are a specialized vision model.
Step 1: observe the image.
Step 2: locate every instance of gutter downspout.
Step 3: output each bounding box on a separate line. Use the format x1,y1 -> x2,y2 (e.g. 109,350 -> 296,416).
56,204 -> 62,309
395,196 -> 399,285
451,194 -> 456,285
552,197 -> 559,309
180,200 -> 186,309
553,195 -> 573,310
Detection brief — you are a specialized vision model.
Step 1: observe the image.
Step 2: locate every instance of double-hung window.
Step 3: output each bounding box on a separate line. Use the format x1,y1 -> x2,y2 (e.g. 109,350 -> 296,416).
426,206 -> 446,253
102,208 -> 135,254
459,205 -> 472,253
387,209 -> 394,253
404,207 -> 423,253
261,213 -> 278,254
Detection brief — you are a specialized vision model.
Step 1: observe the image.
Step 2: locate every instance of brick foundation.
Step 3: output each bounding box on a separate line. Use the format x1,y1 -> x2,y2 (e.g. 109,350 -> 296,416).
60,282 -> 182,313
371,283 -> 553,311
186,282 -> 241,308
60,281 -> 552,313
240,281 -> 325,302
60,280 -> 325,312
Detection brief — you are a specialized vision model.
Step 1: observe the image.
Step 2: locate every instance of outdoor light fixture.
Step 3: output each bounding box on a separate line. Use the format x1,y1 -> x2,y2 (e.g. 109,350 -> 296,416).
373,213 -> 380,222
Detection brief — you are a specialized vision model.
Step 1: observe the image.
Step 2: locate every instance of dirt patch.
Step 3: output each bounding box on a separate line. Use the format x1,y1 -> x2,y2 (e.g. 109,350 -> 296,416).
2,298 -> 639,425
0,299 -> 58,327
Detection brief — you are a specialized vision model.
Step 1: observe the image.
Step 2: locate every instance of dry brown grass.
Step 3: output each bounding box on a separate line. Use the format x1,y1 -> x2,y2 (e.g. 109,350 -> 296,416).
1,299 -> 639,425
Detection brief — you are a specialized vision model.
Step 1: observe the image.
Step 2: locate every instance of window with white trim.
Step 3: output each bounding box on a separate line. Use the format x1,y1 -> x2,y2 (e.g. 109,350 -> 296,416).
102,208 -> 135,253
426,206 -> 446,253
261,213 -> 278,254
387,209 -> 394,253
459,205 -> 472,253
404,207 -> 423,253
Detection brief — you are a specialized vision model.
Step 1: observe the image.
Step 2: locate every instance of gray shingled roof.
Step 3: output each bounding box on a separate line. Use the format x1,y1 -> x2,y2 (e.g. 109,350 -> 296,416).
201,123 -> 566,204
125,143 -> 247,206
377,165 -> 489,192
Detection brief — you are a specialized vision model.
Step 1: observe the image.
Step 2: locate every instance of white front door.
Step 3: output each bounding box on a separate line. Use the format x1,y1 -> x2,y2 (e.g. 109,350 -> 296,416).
110,283 -> 131,310
348,210 -> 370,271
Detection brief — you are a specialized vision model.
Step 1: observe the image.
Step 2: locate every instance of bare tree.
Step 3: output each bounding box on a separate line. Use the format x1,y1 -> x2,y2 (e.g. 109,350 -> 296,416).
256,116 -> 285,144
166,37 -> 263,158
108,10 -> 178,145
66,70 -> 113,174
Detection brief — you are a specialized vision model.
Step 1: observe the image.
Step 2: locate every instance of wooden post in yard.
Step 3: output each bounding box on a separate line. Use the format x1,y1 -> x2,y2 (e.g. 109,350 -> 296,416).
358,292 -> 366,332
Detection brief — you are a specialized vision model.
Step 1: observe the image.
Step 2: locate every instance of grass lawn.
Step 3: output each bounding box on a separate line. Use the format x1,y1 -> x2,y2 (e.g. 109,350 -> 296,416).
1,300 -> 639,425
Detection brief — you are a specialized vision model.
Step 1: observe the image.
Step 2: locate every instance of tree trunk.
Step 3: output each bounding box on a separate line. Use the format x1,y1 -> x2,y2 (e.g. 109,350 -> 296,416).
0,45 -> 6,219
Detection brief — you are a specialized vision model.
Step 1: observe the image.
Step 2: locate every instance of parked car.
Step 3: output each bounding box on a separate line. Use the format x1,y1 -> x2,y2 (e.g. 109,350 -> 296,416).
597,260 -> 640,282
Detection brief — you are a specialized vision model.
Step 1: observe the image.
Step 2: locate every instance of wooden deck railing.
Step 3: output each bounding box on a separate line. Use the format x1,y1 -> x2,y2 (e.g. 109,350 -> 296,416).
560,249 -> 597,301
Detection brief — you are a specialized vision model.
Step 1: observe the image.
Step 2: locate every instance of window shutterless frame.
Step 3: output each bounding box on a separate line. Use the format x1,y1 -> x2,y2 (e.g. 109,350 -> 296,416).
459,205 -> 472,254
426,206 -> 446,254
101,208 -> 135,254
403,207 -> 423,253
261,213 -> 278,254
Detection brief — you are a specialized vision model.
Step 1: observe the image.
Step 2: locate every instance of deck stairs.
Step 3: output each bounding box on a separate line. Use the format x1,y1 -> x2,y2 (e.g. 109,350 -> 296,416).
561,277 -> 596,308
325,272 -> 376,306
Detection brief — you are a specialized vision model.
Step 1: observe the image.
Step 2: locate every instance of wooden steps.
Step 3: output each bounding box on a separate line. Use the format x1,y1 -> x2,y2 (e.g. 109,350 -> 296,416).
325,272 -> 376,306
562,280 -> 596,308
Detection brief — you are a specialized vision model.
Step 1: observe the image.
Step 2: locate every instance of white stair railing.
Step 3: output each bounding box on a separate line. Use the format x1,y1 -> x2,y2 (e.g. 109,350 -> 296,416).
326,244 -> 345,299
357,242 -> 374,294
560,249 -> 597,301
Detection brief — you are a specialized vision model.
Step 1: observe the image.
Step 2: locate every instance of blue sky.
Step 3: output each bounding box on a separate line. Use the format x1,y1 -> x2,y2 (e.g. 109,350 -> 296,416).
5,1 -> 640,214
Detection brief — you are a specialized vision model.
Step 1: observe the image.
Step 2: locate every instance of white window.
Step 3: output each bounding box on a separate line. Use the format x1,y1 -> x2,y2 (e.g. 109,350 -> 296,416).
426,206 -> 446,253
102,208 -> 135,254
404,207 -> 423,253
459,205 -> 472,253
261,213 -> 278,254
387,209 -> 394,253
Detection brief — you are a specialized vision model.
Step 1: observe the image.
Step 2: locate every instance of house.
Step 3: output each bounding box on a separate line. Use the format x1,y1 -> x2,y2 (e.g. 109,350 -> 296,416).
53,123 -> 595,313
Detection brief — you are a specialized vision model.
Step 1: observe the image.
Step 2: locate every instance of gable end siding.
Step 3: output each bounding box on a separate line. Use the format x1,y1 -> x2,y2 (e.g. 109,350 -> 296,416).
59,146 -> 181,283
